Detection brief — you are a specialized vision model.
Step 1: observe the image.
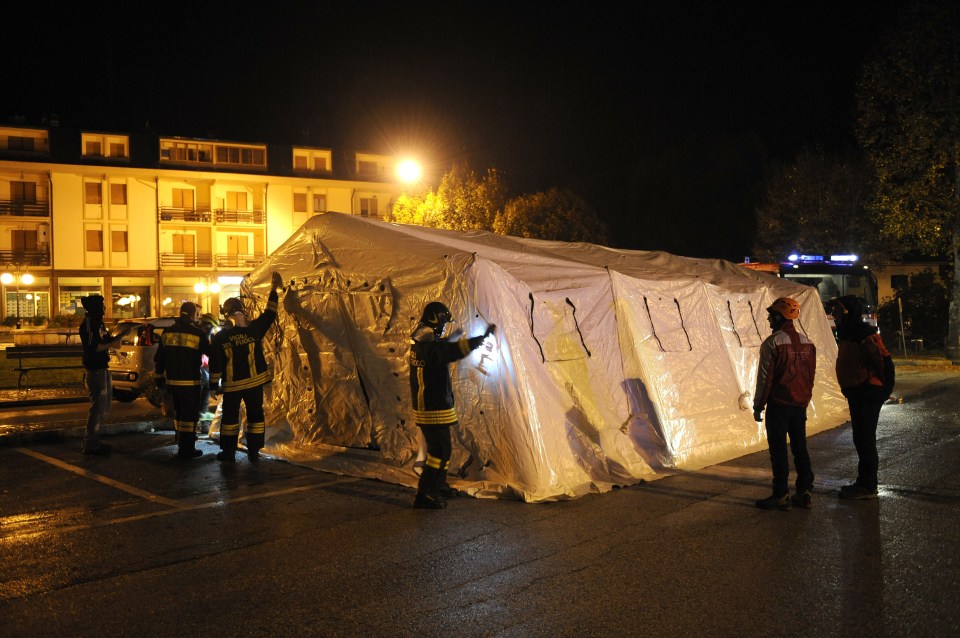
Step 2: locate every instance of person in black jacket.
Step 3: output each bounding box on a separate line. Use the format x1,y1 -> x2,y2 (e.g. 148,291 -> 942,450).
154,302 -> 211,459
209,272 -> 283,463
78,295 -> 132,456
409,301 -> 495,509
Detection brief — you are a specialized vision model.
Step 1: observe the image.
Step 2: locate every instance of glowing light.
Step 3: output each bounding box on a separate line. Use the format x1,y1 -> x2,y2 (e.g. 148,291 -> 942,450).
163,297 -> 173,306
396,158 -> 423,184
218,276 -> 243,286
209,283 -> 221,294
0,274 -> 13,285
194,282 -> 206,293
21,273 -> 34,285
830,254 -> 858,262
787,254 -> 799,262
117,297 -> 131,306
25,293 -> 33,301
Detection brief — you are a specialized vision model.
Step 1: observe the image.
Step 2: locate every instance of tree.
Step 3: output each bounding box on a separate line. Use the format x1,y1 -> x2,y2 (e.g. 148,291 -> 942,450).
855,0 -> 960,360
391,163 -> 507,232
753,146 -> 880,262
494,187 -> 609,244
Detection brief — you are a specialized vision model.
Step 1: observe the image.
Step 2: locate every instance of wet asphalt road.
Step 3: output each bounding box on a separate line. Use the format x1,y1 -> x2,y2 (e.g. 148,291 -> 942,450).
1,368 -> 958,638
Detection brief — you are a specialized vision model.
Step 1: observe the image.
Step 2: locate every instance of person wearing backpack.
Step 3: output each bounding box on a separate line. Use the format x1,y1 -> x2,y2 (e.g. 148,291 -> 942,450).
829,295 -> 895,500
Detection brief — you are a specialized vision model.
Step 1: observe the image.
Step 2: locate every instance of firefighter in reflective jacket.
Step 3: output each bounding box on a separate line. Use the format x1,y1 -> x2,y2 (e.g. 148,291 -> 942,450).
154,302 -> 212,459
409,301 -> 495,509
209,271 -> 283,463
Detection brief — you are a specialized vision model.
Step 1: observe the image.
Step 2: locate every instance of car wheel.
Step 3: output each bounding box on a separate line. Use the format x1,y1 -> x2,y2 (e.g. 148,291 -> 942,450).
113,389 -> 140,402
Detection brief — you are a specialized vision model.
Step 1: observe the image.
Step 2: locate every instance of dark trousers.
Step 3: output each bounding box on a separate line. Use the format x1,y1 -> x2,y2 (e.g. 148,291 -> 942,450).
221,386 -> 266,453
764,403 -> 814,495
844,384 -> 886,490
417,425 -> 452,496
170,385 -> 202,434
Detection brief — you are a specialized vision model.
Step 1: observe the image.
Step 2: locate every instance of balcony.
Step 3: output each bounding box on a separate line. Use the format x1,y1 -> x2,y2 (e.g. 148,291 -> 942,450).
215,253 -> 264,269
160,252 -> 214,268
214,209 -> 265,224
0,250 -> 50,267
0,200 -> 50,217
159,206 -> 212,223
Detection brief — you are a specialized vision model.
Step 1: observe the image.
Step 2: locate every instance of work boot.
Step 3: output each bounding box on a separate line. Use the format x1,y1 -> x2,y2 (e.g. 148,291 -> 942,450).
177,433 -> 203,459
218,434 -> 238,464
413,493 -> 447,509
755,493 -> 791,511
435,468 -> 460,498
246,432 -> 264,463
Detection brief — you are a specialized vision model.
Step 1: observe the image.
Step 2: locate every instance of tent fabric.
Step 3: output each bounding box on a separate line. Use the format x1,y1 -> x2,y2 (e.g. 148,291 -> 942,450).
241,212 -> 848,502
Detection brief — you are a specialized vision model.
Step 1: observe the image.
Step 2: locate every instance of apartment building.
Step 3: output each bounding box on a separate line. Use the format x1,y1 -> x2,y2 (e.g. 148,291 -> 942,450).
0,124 -> 404,323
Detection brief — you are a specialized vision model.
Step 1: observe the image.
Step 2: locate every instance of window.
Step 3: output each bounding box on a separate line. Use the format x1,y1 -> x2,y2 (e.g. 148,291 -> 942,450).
86,229 -> 103,252
12,230 -> 38,251
172,188 -> 195,209
314,156 -> 328,172
313,194 -> 327,213
85,182 -> 102,205
294,193 -> 307,213
293,148 -> 332,172
109,142 -> 126,157
111,183 -> 127,205
226,191 -> 248,211
11,181 -> 36,202
172,233 -> 195,254
112,230 -> 128,252
83,133 -> 128,158
294,155 -> 308,170
8,136 -> 35,151
85,141 -> 103,156
358,161 -> 378,179
360,197 -> 378,217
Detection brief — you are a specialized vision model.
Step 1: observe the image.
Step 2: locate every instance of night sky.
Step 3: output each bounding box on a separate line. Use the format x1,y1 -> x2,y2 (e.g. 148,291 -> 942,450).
2,1 -> 906,261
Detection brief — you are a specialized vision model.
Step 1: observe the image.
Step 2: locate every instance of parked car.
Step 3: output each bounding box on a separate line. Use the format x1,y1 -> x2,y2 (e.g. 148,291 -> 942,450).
108,317 -> 175,404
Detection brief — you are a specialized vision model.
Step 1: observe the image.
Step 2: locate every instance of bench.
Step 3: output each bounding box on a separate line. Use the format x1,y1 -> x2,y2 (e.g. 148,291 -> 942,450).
5,345 -> 85,393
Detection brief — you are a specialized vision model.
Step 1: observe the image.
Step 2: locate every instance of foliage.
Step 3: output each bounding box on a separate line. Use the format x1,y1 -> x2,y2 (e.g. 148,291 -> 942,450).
753,146 -> 880,262
48,314 -> 83,328
494,187 -> 609,244
391,163 -> 508,232
877,270 -> 951,351
391,165 -> 606,243
855,0 -> 960,359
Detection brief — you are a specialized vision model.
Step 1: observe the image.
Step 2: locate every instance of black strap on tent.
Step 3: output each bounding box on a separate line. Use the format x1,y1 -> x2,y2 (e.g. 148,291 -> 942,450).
674,298 -> 693,351
726,300 -> 744,348
643,296 -> 666,352
528,293 -> 546,362
565,297 -> 591,357
747,300 -> 762,340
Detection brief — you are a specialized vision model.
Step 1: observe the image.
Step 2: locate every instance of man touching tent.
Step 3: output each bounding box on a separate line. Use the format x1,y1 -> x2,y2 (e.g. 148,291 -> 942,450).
408,302 -> 495,509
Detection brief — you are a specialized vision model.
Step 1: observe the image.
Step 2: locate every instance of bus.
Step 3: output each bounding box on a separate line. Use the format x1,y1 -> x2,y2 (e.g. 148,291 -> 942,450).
742,254 -> 879,328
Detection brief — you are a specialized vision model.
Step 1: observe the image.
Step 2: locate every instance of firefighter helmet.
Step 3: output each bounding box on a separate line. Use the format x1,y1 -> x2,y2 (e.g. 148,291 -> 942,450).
221,297 -> 245,317
200,312 -> 219,329
419,301 -> 452,336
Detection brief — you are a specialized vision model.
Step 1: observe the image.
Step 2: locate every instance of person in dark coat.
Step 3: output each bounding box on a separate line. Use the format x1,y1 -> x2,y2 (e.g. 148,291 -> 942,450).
829,295 -> 893,500
408,301 -> 495,509
154,302 -> 211,459
209,272 -> 283,463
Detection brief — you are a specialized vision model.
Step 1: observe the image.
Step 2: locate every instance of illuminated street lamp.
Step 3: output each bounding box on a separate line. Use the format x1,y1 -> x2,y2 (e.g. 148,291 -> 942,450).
396,158 -> 423,185
1,269 -> 34,329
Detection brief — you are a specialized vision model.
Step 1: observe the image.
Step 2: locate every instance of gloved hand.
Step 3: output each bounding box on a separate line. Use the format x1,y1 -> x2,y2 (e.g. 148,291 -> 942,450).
154,376 -> 166,390
484,324 -> 497,338
753,408 -> 763,422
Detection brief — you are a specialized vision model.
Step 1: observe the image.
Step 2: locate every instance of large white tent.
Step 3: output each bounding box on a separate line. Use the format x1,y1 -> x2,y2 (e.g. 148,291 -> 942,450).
238,212 -> 848,502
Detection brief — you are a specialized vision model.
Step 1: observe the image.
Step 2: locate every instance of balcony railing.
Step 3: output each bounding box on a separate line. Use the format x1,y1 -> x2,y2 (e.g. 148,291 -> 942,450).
159,206 -> 212,222
0,199 -> 50,217
160,252 -> 214,268
0,250 -> 50,266
215,253 -> 264,269
214,209 -> 265,224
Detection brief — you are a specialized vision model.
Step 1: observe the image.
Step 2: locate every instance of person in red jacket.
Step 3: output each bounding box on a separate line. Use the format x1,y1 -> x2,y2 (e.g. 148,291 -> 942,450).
753,297 -> 818,510
829,295 -> 892,500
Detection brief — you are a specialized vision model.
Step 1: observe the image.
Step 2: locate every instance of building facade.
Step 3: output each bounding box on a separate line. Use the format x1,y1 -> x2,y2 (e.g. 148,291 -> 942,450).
0,124 -> 405,323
